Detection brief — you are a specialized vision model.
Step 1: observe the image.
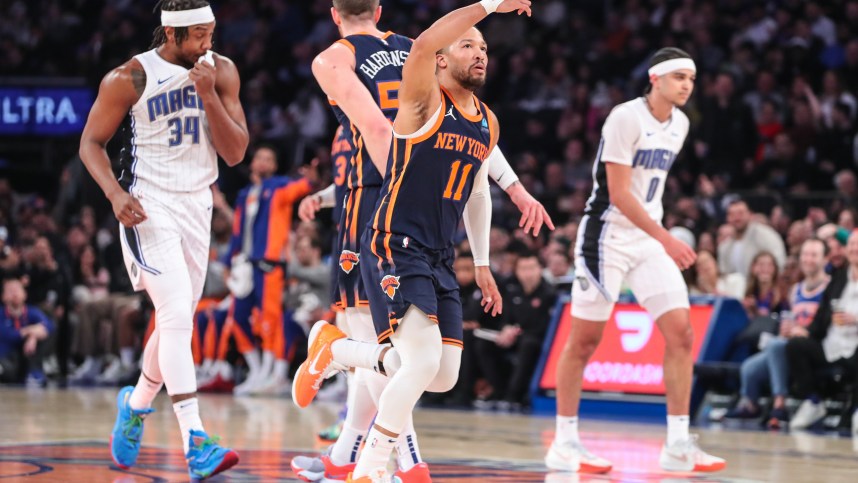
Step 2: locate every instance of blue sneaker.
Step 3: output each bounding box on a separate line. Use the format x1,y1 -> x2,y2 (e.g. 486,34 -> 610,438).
186,429 -> 239,479
110,386 -> 155,469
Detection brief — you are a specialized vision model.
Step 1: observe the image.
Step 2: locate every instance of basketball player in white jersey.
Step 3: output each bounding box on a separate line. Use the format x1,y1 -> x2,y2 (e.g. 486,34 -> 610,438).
79,1 -> 246,479
545,48 -> 726,474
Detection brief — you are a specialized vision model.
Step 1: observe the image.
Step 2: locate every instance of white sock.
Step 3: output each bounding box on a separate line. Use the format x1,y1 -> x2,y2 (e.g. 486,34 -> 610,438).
174,398 -> 205,454
120,348 -> 135,369
330,424 -> 366,465
395,420 -> 422,472
243,350 -> 261,378
667,415 -> 690,446
555,415 -> 580,446
353,427 -> 397,477
330,371 -> 378,465
273,359 -> 288,380
331,339 -> 389,372
260,351 -> 275,379
216,360 -> 233,379
129,374 -> 163,410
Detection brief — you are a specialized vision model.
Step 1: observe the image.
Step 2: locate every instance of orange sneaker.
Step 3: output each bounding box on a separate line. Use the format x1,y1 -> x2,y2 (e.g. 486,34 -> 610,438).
346,468 -> 402,483
395,462 -> 431,482
292,321 -> 346,408
322,454 -> 357,480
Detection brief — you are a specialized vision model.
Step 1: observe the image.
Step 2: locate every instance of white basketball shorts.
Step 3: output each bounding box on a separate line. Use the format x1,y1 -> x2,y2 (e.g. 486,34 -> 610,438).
571,215 -> 689,321
119,185 -> 213,304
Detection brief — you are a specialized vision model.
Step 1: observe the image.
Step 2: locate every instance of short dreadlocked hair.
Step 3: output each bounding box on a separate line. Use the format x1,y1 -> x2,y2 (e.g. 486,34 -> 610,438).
150,0 -> 211,49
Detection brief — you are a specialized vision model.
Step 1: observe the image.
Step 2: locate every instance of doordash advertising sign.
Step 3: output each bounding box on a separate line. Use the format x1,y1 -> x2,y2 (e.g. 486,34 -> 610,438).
539,303 -> 713,395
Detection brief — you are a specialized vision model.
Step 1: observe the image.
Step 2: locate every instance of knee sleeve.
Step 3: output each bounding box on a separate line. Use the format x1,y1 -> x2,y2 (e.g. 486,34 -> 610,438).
374,307 -> 442,433
426,345 -> 462,393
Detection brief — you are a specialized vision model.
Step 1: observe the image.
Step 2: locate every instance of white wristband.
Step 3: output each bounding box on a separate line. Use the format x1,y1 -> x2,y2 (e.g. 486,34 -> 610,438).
479,0 -> 502,14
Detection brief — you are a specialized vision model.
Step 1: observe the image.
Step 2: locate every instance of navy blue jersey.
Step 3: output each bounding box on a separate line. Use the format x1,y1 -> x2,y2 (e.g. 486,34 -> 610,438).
330,125 -> 352,224
329,31 -> 412,189
372,87 -> 495,251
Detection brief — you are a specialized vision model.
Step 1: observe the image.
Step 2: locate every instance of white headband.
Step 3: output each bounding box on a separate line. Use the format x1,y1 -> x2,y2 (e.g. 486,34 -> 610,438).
161,6 -> 215,27
648,58 -> 696,77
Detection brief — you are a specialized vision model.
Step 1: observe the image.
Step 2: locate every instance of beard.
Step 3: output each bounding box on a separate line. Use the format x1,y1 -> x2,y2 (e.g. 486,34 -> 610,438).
452,64 -> 486,91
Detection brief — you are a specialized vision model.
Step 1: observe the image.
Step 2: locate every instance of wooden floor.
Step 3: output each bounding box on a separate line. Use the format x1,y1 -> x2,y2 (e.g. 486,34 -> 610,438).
0,387 -> 856,482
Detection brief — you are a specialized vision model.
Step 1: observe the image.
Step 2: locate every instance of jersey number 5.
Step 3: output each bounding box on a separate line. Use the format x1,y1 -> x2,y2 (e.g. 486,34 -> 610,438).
168,116 -> 200,147
443,160 -> 473,201
377,81 -> 400,111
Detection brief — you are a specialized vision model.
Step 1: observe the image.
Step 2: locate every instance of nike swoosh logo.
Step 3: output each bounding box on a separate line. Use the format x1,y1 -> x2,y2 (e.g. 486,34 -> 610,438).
307,349 -> 325,375
496,173 -> 505,182
645,132 -> 655,137
158,76 -> 175,85
667,452 -> 689,462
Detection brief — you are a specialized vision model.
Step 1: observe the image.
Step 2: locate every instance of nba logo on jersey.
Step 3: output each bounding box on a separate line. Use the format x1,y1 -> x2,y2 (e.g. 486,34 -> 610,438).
339,250 -> 360,274
380,275 -> 401,300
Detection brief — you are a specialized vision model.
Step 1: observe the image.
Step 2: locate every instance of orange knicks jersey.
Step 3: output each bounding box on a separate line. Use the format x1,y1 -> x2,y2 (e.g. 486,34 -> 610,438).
329,32 -> 413,189
372,87 -> 495,250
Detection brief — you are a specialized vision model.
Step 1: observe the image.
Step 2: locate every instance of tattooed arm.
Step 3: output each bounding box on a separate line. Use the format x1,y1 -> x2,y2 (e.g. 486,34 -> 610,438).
79,59 -> 150,228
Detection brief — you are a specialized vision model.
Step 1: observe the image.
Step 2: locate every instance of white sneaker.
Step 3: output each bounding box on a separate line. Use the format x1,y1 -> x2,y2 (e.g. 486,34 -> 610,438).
790,399 -> 826,430
234,373 -> 262,396
659,435 -> 726,472
545,440 -> 612,474
95,358 -> 122,385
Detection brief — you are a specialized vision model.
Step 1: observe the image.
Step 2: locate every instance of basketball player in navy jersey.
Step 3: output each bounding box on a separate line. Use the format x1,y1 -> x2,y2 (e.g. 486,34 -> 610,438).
79,0 -> 245,479
293,4 -> 550,481
546,48 -> 725,474
292,1 -> 532,481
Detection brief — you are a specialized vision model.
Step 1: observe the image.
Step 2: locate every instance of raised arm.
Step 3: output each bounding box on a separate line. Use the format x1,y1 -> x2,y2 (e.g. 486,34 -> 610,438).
313,43 -> 393,177
190,54 -> 249,166
79,61 -> 149,228
395,0 -> 532,135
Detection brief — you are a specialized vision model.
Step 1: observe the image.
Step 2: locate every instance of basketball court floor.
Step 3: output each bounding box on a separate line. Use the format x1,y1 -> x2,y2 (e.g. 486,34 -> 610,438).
1,387 -> 856,482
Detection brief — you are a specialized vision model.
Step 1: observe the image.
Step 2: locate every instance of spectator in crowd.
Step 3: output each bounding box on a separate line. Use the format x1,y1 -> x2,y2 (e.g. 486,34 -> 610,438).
719,199 -> 787,276
690,250 -> 746,299
742,251 -> 788,319
787,230 -> 858,433
726,238 -> 830,428
818,224 -> 849,273
0,277 -> 53,386
495,252 -> 557,410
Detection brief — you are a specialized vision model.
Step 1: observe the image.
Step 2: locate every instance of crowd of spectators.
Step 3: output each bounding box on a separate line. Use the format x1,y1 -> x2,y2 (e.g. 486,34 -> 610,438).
1,0 -> 858,425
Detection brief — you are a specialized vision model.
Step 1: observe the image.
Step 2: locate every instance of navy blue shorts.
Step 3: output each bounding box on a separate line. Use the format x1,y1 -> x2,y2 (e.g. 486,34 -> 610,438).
336,186 -> 381,310
360,228 -> 463,348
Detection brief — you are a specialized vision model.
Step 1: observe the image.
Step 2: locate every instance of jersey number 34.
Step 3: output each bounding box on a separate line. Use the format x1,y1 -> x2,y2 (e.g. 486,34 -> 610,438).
167,116 -> 200,146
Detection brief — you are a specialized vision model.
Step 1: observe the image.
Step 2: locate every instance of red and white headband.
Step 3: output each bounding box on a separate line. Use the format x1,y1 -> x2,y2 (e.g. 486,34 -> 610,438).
161,6 -> 215,27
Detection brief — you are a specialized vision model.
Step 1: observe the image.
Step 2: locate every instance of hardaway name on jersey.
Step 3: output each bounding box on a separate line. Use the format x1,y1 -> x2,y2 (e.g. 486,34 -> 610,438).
329,32 -> 412,189
584,97 -> 689,229
118,49 -> 217,196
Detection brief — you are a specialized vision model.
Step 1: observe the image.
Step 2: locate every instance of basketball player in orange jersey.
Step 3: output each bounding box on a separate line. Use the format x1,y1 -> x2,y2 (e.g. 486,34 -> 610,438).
546,47 -> 725,474
292,1 -> 533,481
79,0 -> 245,479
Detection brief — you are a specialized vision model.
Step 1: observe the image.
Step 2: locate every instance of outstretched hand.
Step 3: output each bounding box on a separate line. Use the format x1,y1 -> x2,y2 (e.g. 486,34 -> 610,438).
496,0 -> 532,16
508,182 -> 555,236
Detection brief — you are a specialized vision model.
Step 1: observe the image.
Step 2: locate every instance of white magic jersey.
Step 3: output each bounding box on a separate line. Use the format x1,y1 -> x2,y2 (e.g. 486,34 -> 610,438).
584,97 -> 689,229
118,49 -> 217,196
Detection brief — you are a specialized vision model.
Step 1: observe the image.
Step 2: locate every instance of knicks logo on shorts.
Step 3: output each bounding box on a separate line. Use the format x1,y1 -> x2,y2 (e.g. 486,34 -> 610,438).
339,250 -> 360,274
380,275 -> 401,300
